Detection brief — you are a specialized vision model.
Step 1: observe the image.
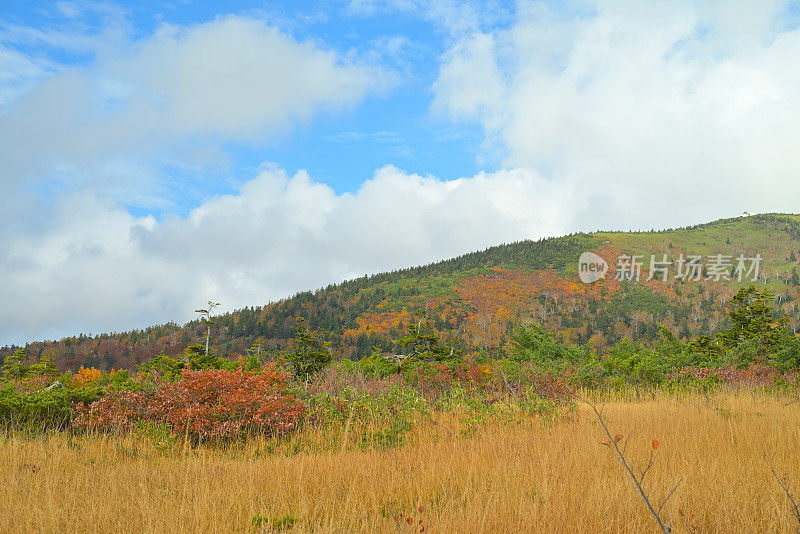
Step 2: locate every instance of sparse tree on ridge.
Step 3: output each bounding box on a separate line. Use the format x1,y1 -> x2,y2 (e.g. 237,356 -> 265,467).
194,300 -> 220,359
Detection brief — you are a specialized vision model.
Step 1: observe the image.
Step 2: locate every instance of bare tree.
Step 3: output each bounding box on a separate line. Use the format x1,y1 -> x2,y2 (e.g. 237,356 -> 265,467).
194,300 -> 220,358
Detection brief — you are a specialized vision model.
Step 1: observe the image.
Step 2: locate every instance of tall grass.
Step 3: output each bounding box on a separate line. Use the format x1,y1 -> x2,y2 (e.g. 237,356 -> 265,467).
0,390 -> 798,532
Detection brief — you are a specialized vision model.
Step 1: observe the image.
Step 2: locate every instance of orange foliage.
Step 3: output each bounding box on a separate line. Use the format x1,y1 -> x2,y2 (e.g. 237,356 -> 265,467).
74,366 -> 103,385
342,308 -> 413,339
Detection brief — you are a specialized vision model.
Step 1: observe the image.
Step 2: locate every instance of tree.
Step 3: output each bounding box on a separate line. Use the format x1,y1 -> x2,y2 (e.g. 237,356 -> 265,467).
244,338 -> 266,371
2,348 -> 28,379
510,323 -> 586,367
194,301 -> 220,359
717,286 -> 788,350
396,314 -> 463,364
138,351 -> 185,381
29,351 -> 58,377
284,318 -> 332,379
184,343 -> 230,371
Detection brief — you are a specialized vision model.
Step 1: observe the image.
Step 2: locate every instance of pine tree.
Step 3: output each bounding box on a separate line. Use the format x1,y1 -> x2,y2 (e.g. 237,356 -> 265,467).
284,318 -> 332,379
717,286 -> 788,350
29,350 -> 58,377
397,315 -> 463,363
1,348 -> 28,379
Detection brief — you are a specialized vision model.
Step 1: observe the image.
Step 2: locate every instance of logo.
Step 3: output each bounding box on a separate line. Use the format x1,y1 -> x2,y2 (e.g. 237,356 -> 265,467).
578,252 -> 608,283
576,251 -> 762,284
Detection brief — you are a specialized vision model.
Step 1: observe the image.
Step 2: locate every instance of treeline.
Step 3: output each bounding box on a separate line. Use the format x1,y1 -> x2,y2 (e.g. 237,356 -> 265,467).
1,286 -> 798,442
0,234 -> 599,370
5,213 -> 800,372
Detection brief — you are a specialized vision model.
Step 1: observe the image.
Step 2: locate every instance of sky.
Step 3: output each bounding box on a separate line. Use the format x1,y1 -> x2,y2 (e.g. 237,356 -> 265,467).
2,0 -> 800,346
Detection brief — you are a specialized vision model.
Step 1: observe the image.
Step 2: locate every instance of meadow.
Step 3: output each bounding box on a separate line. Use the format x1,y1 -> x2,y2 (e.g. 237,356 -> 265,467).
3,288 -> 800,533
2,389 -> 798,533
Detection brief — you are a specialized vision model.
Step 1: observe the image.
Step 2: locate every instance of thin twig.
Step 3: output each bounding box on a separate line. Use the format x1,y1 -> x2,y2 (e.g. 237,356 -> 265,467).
640,448 -> 655,482
769,454 -> 800,527
658,477 -> 683,517
580,395 -> 678,533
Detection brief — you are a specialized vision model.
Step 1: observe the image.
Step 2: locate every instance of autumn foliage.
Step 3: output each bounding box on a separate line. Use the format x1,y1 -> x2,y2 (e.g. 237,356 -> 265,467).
669,363 -> 796,387
73,367 -> 304,441
73,366 -> 103,385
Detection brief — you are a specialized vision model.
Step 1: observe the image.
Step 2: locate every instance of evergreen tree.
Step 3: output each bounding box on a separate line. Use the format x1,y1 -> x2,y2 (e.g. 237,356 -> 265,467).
717,286 -> 788,350
397,315 -> 463,363
29,351 -> 58,377
284,318 -> 332,378
138,351 -> 185,381
2,348 -> 28,379
184,343 -> 229,371
194,300 -> 220,359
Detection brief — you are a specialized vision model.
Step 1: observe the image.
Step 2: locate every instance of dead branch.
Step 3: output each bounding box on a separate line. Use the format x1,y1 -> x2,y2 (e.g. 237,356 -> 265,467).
579,395 -> 680,533
769,454 -> 800,528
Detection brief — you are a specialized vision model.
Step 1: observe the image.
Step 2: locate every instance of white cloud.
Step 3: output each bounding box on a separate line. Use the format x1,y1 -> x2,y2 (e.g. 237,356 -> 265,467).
0,12 -> 392,344
119,16 -> 384,139
0,15 -> 386,199
433,0 -> 800,230
0,164 -> 570,345
0,46 -> 55,106
8,1 -> 800,345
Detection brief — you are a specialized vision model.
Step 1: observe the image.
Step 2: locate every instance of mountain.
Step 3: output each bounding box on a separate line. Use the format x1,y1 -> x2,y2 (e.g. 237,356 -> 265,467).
7,213 -> 800,372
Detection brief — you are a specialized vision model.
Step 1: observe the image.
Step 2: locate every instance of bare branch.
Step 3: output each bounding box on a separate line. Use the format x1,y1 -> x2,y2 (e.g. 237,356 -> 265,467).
579,395 -> 677,533
769,454 -> 800,527
640,449 -> 656,483
500,370 -> 516,399
658,476 -> 683,517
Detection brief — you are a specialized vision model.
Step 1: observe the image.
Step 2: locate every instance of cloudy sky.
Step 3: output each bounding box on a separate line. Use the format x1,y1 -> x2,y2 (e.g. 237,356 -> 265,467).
2,0 -> 800,345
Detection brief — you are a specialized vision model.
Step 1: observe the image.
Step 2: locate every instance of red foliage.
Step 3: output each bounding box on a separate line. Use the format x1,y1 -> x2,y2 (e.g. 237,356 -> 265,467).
669,363 -> 797,387
73,367 -> 304,441
515,363 -> 575,401
308,366 -> 406,397
406,360 -> 573,403
15,375 -> 52,393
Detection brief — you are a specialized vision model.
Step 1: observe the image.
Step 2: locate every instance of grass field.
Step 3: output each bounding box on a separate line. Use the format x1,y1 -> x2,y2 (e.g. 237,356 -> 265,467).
1,390 -> 799,533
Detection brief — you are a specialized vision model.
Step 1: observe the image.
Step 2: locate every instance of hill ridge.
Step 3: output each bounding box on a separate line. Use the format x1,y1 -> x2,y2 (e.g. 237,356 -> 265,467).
6,213 -> 800,371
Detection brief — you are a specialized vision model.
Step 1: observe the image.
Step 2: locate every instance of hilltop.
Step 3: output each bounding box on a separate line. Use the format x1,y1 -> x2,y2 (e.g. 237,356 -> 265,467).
7,213 -> 800,371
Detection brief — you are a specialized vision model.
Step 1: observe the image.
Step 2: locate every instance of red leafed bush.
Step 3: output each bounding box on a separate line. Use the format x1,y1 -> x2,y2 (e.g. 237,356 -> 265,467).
516,363 -> 575,401
73,389 -> 150,432
74,367 -> 304,441
408,361 -> 506,401
669,363 -> 789,387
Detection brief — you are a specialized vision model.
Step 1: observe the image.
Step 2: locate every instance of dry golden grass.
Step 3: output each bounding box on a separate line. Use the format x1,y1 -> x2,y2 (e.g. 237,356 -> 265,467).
1,390 -> 799,533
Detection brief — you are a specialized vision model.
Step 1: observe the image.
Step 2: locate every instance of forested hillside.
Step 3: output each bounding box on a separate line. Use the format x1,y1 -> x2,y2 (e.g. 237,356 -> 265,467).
6,213 -> 800,372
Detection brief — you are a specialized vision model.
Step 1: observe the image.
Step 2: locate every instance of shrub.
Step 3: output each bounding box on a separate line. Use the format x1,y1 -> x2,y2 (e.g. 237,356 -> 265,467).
74,367 -> 304,441
74,366 -> 103,386
0,383 -> 104,430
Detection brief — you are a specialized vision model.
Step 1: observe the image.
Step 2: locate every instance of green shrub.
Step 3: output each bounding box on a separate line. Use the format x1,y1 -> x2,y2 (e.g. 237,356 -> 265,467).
0,383 -> 104,430
251,513 -> 297,531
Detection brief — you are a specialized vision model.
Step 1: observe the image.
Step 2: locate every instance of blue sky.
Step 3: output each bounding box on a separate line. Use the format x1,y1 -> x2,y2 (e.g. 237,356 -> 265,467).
3,0 -> 800,344
2,0 -> 498,215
